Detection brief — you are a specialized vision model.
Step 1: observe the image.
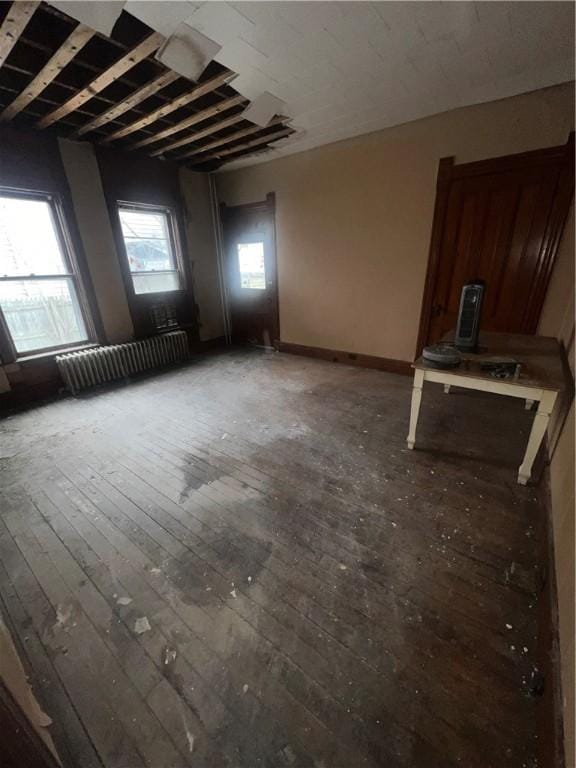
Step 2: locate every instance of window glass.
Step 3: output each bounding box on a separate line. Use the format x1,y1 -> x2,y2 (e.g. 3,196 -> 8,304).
132,272 -> 180,294
0,279 -> 86,354
0,196 -> 66,276
238,242 -> 266,290
118,206 -> 181,295
0,194 -> 89,355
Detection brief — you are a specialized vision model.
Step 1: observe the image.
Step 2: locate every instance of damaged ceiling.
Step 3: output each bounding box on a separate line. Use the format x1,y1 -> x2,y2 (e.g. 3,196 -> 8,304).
0,1 -> 295,170
0,2 -> 574,172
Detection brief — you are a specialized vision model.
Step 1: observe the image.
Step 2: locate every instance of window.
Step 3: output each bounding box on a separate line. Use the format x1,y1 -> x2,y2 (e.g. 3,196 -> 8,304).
118,204 -> 182,295
237,242 -> 266,290
0,192 -> 89,356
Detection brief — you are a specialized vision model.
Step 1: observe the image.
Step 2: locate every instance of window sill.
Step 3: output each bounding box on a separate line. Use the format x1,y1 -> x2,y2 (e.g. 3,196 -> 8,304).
17,342 -> 99,364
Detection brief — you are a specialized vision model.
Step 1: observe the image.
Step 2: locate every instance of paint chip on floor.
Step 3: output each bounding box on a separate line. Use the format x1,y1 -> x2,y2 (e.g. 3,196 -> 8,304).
117,596 -> 132,606
134,617 -> 151,634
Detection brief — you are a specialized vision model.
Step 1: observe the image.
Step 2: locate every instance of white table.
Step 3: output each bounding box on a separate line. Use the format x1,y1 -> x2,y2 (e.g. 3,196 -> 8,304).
407,333 -> 566,485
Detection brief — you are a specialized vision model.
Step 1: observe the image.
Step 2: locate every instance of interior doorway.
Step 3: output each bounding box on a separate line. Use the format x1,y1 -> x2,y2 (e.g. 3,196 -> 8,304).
417,135 -> 574,353
220,193 -> 279,348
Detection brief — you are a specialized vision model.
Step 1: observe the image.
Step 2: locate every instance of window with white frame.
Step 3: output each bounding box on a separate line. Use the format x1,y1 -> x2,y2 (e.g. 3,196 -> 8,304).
0,191 -> 90,356
118,204 -> 182,295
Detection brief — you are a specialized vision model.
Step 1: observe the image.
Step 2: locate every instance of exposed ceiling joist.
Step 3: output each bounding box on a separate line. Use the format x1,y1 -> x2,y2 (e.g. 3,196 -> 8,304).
100,69 -> 235,144
0,2 -> 292,170
37,30 -> 164,129
1,23 -> 94,122
131,92 -> 246,151
0,0 -> 38,66
149,111 -> 247,157
195,127 -> 294,165
176,117 -> 288,161
73,69 -> 178,137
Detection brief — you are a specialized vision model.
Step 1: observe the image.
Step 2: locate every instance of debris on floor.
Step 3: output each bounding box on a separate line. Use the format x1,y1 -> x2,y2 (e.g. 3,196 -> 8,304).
55,604 -> 73,629
164,647 -> 177,665
134,617 -> 151,634
116,596 -> 132,606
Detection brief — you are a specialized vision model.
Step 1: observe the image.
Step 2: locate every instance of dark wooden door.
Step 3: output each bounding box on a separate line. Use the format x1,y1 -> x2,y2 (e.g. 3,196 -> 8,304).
221,194 -> 279,348
419,136 -> 574,350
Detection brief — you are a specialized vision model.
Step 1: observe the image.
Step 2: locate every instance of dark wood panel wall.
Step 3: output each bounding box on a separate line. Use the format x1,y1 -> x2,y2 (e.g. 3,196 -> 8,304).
96,146 -> 199,340
0,123 -> 203,406
0,123 -> 104,401
0,124 -> 104,352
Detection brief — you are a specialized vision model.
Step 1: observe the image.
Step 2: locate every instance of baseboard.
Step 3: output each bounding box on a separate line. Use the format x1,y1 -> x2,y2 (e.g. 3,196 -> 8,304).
277,341 -> 412,375
536,466 -> 566,768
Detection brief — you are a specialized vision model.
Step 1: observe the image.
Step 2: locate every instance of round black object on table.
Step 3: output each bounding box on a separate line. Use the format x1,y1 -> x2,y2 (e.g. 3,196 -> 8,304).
422,344 -> 462,369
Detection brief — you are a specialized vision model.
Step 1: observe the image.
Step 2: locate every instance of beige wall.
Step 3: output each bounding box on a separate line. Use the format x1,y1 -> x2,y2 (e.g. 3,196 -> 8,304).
179,170 -> 224,341
539,207 -> 575,768
217,82 -> 574,361
219,83 -> 575,762
59,139 -> 134,344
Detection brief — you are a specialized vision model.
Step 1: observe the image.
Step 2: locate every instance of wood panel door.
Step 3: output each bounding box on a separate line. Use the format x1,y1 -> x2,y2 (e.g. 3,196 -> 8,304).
221,194 -> 279,348
418,136 -> 574,351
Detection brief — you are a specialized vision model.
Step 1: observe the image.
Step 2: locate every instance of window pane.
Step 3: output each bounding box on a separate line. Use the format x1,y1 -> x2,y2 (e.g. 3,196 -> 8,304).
0,196 -> 67,277
238,242 -> 266,290
119,209 -> 174,273
0,278 -> 88,354
132,272 -> 180,295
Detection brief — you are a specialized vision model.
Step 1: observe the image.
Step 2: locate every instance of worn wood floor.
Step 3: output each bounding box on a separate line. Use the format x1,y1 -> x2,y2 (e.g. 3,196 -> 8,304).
0,350 -> 542,768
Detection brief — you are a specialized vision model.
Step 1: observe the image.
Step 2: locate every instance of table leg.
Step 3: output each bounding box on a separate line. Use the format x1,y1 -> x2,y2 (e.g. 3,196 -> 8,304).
407,369 -> 424,450
518,391 -> 557,485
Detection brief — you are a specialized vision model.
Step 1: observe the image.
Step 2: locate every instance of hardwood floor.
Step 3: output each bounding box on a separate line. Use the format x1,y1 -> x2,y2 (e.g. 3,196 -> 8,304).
0,349 -> 542,767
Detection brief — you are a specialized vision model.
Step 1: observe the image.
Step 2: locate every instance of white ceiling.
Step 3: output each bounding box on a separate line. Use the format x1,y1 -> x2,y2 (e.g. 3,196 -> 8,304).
123,1 -> 575,170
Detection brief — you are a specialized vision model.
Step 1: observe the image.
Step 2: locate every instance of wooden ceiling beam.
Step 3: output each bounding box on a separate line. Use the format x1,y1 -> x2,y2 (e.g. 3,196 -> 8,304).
0,79 -> 156,131
1,23 -> 94,122
0,87 -> 160,139
130,93 -> 245,152
132,93 -> 247,151
195,127 -> 294,164
0,57 -> 184,136
149,112 -> 247,157
0,1 -> 39,67
73,70 -> 178,137
130,94 -> 247,151
174,117 -> 288,161
15,28 -> 177,107
100,70 -> 236,144
37,31 -> 164,129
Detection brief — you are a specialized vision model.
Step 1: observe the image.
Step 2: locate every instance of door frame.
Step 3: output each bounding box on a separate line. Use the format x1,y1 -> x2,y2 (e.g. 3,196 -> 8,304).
219,192 -> 280,347
416,134 -> 574,356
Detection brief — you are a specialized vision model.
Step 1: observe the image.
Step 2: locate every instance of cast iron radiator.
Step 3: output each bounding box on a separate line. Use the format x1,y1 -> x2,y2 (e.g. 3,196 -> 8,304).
56,330 -> 188,395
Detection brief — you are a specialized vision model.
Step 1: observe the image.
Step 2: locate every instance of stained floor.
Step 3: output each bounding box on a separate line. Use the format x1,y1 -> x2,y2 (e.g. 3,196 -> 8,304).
0,349 -> 541,767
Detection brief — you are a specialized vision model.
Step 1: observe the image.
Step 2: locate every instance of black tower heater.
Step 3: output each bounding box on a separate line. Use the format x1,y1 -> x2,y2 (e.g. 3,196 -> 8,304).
454,280 -> 484,352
